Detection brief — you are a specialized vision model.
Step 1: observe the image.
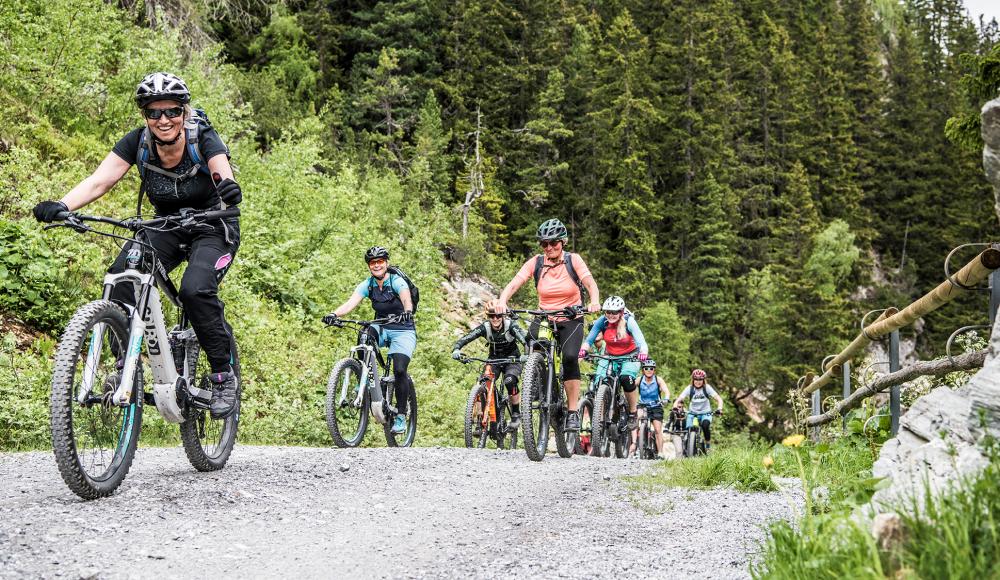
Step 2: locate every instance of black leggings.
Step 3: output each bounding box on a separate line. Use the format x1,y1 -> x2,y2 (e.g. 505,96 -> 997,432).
108,220 -> 239,373
702,420 -> 712,443
391,353 -> 411,415
529,317 -> 585,381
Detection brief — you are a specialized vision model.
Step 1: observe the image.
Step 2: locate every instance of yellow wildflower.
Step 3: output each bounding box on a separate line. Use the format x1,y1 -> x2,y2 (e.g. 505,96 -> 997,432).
762,455 -> 774,468
782,434 -> 806,447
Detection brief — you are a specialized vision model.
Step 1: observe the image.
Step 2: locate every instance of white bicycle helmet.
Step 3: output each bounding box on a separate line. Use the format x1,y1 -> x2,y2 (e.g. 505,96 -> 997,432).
602,295 -> 626,312
135,72 -> 191,108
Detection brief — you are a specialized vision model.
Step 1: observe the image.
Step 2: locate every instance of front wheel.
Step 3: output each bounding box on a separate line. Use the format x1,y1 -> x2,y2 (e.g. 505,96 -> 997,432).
50,300 -> 143,500
464,382 -> 488,449
591,383 -> 613,458
326,358 -> 370,448
179,334 -> 241,471
520,352 -> 550,462
685,429 -> 696,458
385,376 -> 417,447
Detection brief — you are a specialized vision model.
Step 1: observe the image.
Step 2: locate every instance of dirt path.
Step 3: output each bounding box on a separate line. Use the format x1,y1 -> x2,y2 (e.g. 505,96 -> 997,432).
0,446 -> 794,579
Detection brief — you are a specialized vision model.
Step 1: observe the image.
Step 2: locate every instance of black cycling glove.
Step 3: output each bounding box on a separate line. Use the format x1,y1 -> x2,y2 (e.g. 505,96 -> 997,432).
399,311 -> 414,323
322,313 -> 339,326
216,178 -> 242,206
33,200 -> 68,223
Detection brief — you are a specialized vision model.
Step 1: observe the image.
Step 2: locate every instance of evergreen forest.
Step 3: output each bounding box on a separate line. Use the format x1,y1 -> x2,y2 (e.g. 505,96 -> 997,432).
2,0 -> 1000,447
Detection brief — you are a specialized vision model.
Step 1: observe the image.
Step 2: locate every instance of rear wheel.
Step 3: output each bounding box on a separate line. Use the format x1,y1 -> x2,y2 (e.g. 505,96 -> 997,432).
326,358 -> 370,447
464,382 -> 488,448
576,397 -> 593,455
520,352 -> 550,462
180,333 -> 241,471
50,300 -> 142,500
385,376 -> 417,447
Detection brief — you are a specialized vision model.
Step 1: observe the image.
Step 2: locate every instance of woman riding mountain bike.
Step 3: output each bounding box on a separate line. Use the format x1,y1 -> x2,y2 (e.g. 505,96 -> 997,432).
324,246 -> 416,435
672,369 -> 724,451
452,299 -> 529,429
629,359 -> 670,459
33,71 -> 242,419
579,296 -> 649,430
497,218 -> 601,433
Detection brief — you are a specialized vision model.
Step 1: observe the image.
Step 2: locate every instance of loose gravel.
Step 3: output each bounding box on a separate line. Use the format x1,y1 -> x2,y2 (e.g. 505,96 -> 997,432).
0,446 -> 797,579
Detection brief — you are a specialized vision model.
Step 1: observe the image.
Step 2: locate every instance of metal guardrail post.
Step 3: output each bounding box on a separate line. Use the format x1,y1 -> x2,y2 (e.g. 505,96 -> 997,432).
889,329 -> 901,436
842,361 -> 850,433
991,264 -> 1000,327
811,388 -> 821,441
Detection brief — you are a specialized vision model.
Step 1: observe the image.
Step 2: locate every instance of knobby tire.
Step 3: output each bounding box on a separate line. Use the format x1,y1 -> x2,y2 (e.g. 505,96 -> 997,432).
50,300 -> 142,499
520,352 -> 549,462
326,358 -> 370,448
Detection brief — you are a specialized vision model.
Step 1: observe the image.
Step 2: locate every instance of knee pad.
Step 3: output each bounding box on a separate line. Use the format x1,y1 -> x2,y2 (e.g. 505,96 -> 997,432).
620,376 -> 636,393
503,375 -> 519,394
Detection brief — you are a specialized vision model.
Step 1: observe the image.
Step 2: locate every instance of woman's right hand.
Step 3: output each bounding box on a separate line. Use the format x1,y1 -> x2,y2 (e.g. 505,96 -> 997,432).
33,200 -> 68,223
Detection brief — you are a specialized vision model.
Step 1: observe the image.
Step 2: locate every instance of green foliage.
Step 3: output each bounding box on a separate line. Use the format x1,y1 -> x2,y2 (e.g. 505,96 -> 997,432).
946,43 -> 1000,152
805,220 -> 861,299
636,300 -> 692,387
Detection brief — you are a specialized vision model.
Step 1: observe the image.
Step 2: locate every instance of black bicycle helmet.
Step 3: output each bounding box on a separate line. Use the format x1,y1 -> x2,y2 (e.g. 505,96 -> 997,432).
135,72 -> 191,108
364,246 -> 390,263
536,218 -> 568,241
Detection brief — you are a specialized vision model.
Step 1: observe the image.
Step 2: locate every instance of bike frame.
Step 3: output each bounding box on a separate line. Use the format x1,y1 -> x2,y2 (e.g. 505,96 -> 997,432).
333,318 -> 396,416
80,243 -> 194,423
53,208 -> 239,426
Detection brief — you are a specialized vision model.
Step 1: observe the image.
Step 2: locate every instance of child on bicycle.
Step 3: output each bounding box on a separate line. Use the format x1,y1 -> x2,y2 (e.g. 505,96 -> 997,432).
672,369 -> 724,450
629,359 -> 670,459
452,300 -> 529,429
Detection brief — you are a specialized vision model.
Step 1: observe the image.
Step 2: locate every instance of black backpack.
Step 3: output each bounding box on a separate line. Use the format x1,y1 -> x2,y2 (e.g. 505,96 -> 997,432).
369,266 -> 420,313
532,251 -> 586,303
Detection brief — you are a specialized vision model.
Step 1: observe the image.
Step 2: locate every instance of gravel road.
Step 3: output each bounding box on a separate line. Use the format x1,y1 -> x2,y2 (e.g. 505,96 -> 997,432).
0,446 -> 796,579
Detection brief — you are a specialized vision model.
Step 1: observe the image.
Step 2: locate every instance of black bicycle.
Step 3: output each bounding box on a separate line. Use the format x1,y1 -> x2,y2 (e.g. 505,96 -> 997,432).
680,409 -> 722,458
587,352 -> 639,459
635,402 -> 663,460
323,316 -> 417,448
509,306 -> 584,462
44,208 -> 242,499
459,356 -> 520,450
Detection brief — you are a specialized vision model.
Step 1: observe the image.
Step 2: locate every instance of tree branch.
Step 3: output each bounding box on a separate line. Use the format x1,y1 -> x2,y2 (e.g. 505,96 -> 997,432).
805,349 -> 987,427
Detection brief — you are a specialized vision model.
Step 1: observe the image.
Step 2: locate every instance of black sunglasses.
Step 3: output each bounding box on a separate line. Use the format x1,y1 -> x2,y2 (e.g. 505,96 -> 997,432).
539,240 -> 561,248
487,314 -> 504,320
142,107 -> 185,120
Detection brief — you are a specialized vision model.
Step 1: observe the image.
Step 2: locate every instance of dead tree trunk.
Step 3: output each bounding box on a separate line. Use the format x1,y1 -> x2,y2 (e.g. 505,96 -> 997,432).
461,108 -> 484,239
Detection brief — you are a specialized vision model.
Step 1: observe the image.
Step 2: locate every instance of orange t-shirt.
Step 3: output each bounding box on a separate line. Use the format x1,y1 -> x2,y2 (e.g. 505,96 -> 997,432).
513,252 -> 593,312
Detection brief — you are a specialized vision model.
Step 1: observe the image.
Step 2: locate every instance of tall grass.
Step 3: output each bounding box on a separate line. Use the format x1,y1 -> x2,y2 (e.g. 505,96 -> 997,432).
751,437 -> 1000,579
627,444 -> 779,493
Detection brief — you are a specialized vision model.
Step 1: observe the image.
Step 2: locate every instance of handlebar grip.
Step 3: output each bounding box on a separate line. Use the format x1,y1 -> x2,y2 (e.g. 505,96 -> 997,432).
202,208 -> 241,220
54,211 -> 73,221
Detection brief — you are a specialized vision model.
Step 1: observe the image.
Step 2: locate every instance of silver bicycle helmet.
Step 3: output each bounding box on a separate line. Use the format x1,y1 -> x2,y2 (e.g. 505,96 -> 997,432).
135,72 -> 191,108
536,218 -> 568,241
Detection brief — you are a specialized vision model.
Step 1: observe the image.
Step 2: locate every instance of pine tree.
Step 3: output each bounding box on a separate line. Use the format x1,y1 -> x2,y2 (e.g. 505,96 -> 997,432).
585,10 -> 663,302
406,90 -> 452,205
516,68 -> 573,208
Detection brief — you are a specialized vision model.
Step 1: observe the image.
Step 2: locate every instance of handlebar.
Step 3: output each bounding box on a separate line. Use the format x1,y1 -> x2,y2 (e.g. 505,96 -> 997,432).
325,314 -> 406,328
506,305 -> 586,319
459,356 -> 521,365
47,207 -> 240,233
583,353 -> 639,362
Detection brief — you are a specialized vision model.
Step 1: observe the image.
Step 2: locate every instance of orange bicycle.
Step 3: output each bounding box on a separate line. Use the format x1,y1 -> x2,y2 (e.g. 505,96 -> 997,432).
460,356 -> 521,449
